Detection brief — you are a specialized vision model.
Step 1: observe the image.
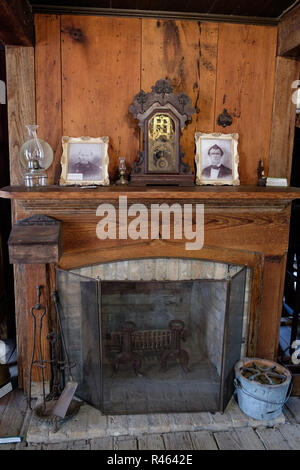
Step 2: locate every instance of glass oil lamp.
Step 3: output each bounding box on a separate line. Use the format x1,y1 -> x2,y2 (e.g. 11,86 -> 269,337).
19,125 -> 53,187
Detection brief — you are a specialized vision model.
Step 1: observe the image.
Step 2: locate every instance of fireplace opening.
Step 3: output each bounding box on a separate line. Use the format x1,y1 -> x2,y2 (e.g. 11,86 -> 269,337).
56,259 -> 247,415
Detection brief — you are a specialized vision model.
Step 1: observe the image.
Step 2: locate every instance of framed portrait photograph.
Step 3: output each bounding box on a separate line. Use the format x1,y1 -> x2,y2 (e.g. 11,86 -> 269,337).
195,132 -> 240,186
60,136 -> 110,186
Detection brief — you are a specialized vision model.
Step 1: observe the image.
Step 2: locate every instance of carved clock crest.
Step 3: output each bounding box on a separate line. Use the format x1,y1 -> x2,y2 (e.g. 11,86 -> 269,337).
129,79 -> 195,186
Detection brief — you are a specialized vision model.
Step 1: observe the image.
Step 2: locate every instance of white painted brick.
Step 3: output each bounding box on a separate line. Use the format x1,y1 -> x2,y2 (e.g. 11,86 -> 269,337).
128,414 -> 149,435
167,258 -> 179,280
107,415 -> 129,436
147,414 -> 173,434
155,259 -> 168,280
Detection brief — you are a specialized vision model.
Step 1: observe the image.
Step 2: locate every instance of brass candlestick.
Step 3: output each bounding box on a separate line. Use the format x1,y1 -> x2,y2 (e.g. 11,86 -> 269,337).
116,157 -> 129,185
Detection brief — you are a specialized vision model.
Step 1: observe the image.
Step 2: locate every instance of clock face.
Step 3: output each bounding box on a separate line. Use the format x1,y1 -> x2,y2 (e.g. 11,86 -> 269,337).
147,113 -> 177,173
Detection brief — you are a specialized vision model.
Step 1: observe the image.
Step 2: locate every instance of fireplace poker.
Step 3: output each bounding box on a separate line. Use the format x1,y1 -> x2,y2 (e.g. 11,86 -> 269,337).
51,291 -> 78,419
45,332 -> 61,401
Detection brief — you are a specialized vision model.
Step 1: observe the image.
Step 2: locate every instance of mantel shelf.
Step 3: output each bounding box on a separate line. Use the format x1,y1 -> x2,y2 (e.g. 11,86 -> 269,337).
1,185 -> 300,203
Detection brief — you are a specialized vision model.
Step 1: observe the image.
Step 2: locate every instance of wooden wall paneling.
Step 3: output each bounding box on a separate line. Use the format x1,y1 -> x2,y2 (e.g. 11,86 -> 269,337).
141,19 -> 219,173
5,45 -> 36,388
215,24 -> 277,185
47,263 -> 58,336
5,46 -> 36,186
278,3 -> 300,58
35,14 -> 62,185
268,57 -> 300,183
60,15 -> 141,181
256,254 -> 287,360
0,0 -> 34,47
0,47 -> 9,190
246,258 -> 263,357
12,264 -> 27,389
24,264 -> 50,389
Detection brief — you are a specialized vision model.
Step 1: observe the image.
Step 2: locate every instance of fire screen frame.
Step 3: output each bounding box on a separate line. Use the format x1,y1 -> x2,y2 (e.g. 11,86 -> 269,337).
56,265 -> 246,414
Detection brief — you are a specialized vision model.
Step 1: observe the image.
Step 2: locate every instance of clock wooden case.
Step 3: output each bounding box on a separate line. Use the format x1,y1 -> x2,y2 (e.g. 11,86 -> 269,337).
129,79 -> 195,186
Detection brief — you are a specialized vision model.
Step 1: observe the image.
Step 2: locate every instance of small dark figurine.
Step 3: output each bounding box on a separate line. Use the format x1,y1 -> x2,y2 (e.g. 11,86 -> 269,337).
257,159 -> 267,187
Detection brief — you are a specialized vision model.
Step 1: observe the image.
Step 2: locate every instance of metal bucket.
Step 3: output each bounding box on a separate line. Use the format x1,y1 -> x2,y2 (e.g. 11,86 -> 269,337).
234,358 -> 292,420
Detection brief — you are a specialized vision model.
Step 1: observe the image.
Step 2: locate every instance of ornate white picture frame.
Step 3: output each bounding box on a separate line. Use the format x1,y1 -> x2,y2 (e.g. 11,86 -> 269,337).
195,132 -> 240,186
60,136 -> 110,186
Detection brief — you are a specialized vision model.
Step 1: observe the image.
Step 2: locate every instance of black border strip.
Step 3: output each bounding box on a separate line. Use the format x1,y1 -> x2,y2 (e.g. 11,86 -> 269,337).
31,5 -> 279,26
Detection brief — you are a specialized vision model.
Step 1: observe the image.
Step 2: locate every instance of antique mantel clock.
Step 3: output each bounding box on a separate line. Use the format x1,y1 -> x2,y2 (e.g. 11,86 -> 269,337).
129,79 -> 195,185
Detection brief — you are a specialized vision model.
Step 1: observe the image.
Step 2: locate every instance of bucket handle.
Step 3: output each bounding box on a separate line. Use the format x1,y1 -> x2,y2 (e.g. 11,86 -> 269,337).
234,378 -> 293,407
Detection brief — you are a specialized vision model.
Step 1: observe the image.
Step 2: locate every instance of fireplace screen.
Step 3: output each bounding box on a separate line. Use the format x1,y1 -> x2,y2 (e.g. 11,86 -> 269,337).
56,266 -> 246,414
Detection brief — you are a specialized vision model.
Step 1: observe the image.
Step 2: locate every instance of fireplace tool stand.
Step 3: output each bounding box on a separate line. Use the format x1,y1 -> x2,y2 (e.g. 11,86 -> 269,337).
28,286 -> 81,432
28,285 -> 48,411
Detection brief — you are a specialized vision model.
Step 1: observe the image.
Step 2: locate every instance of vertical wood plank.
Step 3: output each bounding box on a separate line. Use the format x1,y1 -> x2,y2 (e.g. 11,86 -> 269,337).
215,24 -> 277,185
5,46 -> 36,185
60,15 -> 141,181
35,14 -> 62,185
246,259 -> 263,357
268,56 -> 300,183
256,255 -> 287,360
25,265 -> 50,386
13,263 -> 27,389
5,45 -> 36,388
141,19 -> 218,173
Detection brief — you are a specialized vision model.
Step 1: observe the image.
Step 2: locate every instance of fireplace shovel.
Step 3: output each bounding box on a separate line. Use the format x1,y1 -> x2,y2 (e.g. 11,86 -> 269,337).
51,291 -> 78,420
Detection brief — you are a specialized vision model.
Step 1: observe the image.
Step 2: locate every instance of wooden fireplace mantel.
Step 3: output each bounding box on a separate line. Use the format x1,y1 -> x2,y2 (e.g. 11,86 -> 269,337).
2,184 -> 300,392
1,184 -> 300,203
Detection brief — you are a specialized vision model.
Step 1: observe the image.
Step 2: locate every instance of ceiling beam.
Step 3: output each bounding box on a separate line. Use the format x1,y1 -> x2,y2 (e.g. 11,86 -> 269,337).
0,0 -> 34,46
278,2 -> 300,58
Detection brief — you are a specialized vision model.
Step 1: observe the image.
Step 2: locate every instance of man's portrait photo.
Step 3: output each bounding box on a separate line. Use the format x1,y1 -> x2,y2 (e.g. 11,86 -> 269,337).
195,132 -> 240,186
202,143 -> 232,180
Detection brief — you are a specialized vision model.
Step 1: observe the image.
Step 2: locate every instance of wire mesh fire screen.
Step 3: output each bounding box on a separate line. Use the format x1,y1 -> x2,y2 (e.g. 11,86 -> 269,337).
56,265 -> 246,414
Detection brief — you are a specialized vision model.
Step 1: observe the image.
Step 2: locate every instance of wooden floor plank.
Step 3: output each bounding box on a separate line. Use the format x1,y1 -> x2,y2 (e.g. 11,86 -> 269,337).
114,436 -> 138,450
90,437 -> 114,450
0,393 -> 11,421
256,427 -> 291,450
22,443 -> 43,450
0,443 -> 16,450
16,404 -> 34,445
189,431 -> 218,450
0,389 -> 27,437
138,434 -> 165,450
278,423 -> 300,450
163,432 -> 194,450
67,439 -> 90,450
42,442 -> 68,450
285,398 -> 300,424
214,428 -> 265,450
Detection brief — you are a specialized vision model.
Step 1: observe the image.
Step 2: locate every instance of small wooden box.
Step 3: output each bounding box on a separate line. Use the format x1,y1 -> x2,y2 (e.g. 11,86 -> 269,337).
8,215 -> 62,264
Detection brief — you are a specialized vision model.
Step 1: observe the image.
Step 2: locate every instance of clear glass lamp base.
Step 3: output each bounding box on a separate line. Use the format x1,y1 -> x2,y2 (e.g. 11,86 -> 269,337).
24,171 -> 48,187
